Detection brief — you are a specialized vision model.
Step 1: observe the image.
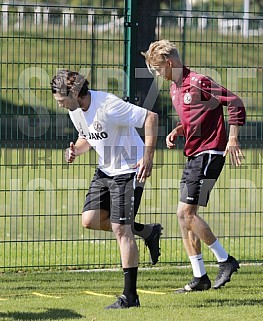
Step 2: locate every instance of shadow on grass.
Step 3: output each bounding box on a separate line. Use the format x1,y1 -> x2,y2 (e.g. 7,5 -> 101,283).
0,308 -> 83,320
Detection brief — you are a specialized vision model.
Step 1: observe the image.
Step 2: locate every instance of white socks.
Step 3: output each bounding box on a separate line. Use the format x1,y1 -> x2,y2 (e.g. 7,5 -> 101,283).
189,254 -> 206,278
208,239 -> 228,262
189,240 -> 228,278
189,239 -> 228,277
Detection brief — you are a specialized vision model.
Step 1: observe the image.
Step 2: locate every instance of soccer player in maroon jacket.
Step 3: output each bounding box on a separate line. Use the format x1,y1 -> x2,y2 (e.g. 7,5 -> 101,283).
142,39 -> 246,292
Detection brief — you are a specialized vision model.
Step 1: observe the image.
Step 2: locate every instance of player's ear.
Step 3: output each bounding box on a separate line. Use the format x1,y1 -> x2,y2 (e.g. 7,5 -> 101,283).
166,59 -> 173,67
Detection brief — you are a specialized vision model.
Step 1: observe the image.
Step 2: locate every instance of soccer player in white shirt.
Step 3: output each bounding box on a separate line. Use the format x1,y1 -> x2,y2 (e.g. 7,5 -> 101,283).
51,70 -> 161,309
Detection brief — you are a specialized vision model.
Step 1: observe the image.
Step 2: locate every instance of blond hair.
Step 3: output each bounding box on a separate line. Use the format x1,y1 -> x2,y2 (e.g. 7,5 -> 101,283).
141,39 -> 181,67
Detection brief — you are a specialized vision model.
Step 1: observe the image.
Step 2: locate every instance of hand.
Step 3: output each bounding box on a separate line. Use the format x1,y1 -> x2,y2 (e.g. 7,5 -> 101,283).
166,129 -> 179,149
133,158 -> 153,183
223,136 -> 244,166
65,142 -> 76,163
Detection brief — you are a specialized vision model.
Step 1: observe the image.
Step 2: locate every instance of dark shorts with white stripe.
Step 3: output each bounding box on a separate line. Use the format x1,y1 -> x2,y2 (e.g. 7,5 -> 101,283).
180,154 -> 225,207
83,168 -> 144,224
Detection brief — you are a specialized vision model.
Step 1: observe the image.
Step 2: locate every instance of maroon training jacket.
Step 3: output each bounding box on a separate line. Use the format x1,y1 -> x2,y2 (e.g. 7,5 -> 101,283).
170,66 -> 246,156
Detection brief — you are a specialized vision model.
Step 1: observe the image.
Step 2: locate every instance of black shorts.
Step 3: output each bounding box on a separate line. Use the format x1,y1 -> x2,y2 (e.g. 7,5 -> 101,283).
180,153 -> 225,207
83,169 -> 144,225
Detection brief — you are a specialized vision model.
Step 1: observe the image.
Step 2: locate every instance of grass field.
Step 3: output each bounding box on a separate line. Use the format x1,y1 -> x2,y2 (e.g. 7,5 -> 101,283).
0,265 -> 262,321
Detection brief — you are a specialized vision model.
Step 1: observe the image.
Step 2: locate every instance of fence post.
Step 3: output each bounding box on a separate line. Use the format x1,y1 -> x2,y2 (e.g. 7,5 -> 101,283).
123,0 -> 137,103
243,0 -> 250,37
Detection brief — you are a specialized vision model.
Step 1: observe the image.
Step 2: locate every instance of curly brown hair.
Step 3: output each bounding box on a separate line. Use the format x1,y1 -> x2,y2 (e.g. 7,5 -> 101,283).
50,70 -> 89,98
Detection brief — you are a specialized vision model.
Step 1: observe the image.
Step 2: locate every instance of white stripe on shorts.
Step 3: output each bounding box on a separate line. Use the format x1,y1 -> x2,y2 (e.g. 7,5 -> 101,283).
194,149 -> 224,157
133,174 -> 137,190
203,153 -> 212,176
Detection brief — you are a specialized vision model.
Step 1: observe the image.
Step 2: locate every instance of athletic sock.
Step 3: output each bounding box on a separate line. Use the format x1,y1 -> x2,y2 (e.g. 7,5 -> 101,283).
132,222 -> 153,240
189,254 -> 206,278
208,239 -> 228,262
123,267 -> 138,300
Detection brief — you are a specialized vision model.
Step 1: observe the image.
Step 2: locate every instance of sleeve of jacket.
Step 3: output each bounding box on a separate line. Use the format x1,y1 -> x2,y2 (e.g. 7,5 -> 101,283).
192,75 -> 246,126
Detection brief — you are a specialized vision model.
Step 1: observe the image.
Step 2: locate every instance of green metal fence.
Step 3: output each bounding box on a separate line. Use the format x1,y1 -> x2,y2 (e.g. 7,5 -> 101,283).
0,0 -> 262,271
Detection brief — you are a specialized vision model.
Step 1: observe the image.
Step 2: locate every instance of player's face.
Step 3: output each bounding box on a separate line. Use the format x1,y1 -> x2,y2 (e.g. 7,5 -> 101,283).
53,93 -> 79,111
151,60 -> 172,80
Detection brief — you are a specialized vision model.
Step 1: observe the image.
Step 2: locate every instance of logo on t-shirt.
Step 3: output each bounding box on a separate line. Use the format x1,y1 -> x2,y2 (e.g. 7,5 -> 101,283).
89,121 -> 107,140
184,92 -> 192,104
93,121 -> 102,132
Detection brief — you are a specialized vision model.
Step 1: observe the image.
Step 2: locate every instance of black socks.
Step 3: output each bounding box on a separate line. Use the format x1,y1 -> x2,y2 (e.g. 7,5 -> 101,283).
123,267 -> 138,300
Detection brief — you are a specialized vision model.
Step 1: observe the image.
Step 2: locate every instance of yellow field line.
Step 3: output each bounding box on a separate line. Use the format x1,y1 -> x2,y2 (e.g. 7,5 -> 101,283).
137,289 -> 166,295
84,291 -> 114,298
2,290 -> 166,301
32,292 -> 61,299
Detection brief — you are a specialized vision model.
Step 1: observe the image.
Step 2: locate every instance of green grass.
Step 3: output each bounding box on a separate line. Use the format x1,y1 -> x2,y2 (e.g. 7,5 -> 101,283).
0,265 -> 262,321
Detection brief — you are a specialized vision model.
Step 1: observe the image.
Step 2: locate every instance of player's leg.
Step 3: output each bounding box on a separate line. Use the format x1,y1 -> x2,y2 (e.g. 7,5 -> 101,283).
82,209 -> 162,265
81,208 -> 160,237
105,222 -> 140,309
82,209 -> 111,231
105,175 -> 140,309
175,201 -> 212,293
176,154 -> 239,292
176,154 -> 215,292
83,169 -> 162,264
81,170 -> 111,231
202,154 -> 239,289
82,208 -> 162,265
131,176 -> 162,265
80,171 -> 110,231
111,223 -> 138,268
177,201 -> 217,251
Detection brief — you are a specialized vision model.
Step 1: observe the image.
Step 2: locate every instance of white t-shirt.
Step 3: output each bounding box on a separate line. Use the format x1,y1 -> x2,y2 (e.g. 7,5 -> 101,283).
69,90 -> 147,176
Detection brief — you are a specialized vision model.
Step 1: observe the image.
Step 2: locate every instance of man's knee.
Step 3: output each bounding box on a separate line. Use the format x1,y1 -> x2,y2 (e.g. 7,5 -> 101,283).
112,223 -> 133,239
82,210 -> 99,229
82,209 -> 110,230
82,212 -> 93,229
177,203 -> 198,220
